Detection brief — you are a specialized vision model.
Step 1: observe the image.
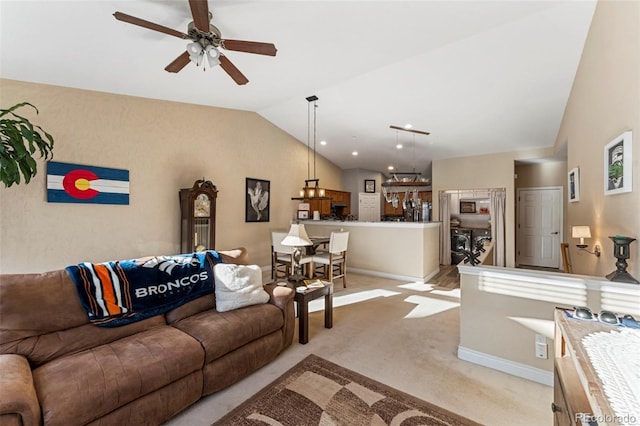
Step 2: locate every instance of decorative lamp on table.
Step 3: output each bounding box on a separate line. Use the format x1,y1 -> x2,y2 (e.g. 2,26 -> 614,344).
281,224 -> 312,282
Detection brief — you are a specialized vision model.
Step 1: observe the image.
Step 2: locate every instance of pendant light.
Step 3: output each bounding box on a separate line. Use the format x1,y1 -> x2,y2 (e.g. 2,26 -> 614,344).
292,95 -> 328,200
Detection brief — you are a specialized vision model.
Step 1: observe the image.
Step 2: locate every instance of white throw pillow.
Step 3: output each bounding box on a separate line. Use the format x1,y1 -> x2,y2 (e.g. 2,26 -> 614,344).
213,264 -> 269,312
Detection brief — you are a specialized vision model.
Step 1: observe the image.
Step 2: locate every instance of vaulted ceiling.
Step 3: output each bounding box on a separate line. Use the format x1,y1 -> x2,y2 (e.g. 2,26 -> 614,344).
0,1 -> 596,175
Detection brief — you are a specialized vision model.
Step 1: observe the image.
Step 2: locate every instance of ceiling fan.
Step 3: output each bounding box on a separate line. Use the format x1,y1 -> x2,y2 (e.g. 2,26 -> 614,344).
113,0 -> 277,85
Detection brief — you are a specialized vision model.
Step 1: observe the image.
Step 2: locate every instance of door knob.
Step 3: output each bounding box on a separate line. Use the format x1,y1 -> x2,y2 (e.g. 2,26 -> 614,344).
551,231 -> 559,234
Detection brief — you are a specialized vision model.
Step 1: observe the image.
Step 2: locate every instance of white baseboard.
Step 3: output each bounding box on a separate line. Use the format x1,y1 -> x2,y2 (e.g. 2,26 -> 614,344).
457,346 -> 553,387
347,267 -> 440,283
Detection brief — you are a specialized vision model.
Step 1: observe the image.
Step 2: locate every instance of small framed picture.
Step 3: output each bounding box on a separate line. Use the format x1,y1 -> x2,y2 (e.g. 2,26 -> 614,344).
604,131 -> 632,195
297,210 -> 309,220
460,201 -> 476,213
298,202 -> 310,211
246,178 -> 270,222
364,179 -> 376,193
568,167 -> 580,202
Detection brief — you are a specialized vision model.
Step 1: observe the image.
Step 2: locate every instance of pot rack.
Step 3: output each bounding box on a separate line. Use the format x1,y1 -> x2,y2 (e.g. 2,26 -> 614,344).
382,125 -> 431,208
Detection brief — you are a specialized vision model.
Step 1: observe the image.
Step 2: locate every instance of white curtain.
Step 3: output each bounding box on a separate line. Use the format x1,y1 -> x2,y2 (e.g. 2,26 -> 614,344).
490,189 -> 506,266
439,192 -> 451,265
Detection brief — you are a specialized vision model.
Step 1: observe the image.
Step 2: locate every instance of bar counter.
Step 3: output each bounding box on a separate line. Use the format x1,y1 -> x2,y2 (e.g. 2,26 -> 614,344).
301,220 -> 441,282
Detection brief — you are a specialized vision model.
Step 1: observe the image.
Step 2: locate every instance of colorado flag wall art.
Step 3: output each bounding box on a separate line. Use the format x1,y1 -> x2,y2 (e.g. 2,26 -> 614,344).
47,161 -> 129,205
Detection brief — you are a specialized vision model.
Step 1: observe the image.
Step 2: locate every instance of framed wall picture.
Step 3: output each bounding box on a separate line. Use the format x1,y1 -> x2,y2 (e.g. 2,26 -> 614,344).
246,178 -> 270,222
297,210 -> 309,220
364,179 -> 376,193
604,131 -> 632,195
460,201 -> 476,213
568,167 -> 580,202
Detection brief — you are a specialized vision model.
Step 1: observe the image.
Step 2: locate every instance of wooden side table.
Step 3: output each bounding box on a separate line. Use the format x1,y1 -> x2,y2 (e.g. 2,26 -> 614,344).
293,281 -> 333,344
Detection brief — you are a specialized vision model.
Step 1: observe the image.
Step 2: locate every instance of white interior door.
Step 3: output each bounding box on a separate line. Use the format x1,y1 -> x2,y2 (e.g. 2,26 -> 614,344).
517,187 -> 562,268
358,193 -> 380,222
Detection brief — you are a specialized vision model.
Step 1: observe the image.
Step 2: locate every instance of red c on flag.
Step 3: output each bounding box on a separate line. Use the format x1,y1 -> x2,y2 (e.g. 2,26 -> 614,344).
62,169 -> 99,199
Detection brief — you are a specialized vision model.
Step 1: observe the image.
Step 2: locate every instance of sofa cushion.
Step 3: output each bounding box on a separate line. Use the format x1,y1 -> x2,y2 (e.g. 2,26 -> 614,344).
0,270 -> 167,366
213,264 -> 269,312
172,303 -> 284,364
32,326 -> 203,426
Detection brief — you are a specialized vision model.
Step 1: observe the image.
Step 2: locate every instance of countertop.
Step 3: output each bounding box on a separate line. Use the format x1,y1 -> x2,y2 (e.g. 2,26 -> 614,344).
301,220 -> 441,229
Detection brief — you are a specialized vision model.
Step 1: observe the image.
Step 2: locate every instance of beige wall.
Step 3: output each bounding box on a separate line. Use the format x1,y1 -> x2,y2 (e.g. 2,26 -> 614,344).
459,266 -> 640,380
432,147 -> 553,268
554,0 -> 640,279
0,79 -> 343,273
434,0 -> 640,277
515,161 -> 566,189
303,221 -> 440,281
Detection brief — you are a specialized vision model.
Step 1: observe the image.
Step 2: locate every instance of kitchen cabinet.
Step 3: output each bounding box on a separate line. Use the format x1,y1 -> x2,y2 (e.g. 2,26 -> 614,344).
308,198 -> 331,215
299,189 -> 351,216
383,191 -> 431,216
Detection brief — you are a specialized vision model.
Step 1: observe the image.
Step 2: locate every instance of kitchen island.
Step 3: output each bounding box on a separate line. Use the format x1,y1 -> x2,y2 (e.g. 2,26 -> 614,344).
302,220 -> 441,282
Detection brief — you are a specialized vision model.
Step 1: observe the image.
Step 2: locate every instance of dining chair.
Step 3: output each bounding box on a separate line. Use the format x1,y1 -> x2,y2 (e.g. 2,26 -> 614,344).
312,231 -> 349,287
271,230 -> 313,279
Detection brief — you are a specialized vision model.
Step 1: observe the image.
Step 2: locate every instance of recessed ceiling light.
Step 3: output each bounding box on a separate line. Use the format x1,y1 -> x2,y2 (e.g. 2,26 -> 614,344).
320,140 -> 327,145
388,166 -> 394,170
352,151 -> 358,156
404,124 -> 412,129
396,144 -> 403,149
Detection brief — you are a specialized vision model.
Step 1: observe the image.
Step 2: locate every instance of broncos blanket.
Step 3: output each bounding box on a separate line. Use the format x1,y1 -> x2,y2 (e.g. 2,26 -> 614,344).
66,251 -> 223,327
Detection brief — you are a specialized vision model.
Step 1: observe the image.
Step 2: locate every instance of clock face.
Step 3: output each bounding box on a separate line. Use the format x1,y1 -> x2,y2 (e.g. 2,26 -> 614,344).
194,194 -> 210,217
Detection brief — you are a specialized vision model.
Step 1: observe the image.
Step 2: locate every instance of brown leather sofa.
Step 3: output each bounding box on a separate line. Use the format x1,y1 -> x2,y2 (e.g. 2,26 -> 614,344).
0,248 -> 295,426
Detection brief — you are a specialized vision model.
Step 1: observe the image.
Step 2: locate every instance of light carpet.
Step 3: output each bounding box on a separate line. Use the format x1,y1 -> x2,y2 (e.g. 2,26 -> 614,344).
213,354 -> 481,426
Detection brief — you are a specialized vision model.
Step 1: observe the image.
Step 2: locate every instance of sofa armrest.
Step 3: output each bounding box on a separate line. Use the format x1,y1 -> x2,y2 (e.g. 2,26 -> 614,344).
0,354 -> 41,426
263,283 -> 295,349
263,283 -> 294,311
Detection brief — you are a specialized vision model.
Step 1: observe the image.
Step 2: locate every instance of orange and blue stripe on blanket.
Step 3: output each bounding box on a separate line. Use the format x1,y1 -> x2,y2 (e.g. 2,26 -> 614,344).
66,251 -> 222,327
76,262 -> 131,318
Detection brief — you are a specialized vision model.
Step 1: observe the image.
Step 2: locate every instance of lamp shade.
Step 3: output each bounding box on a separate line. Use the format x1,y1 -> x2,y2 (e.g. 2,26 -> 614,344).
205,45 -> 220,67
187,42 -> 204,66
572,226 -> 591,239
281,224 -> 312,247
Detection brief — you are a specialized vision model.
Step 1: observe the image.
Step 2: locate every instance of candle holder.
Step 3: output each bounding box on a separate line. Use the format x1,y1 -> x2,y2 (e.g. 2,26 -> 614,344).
605,236 -> 639,284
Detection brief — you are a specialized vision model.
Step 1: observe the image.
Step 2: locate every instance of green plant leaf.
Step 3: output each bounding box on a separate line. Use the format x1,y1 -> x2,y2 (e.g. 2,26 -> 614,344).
0,102 -> 54,187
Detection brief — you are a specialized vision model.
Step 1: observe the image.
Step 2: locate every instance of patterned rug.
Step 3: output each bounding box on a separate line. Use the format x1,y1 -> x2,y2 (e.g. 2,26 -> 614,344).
213,354 -> 480,425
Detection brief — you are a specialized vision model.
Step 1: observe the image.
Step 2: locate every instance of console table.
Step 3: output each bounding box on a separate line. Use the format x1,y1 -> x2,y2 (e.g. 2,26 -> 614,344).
553,308 -> 625,426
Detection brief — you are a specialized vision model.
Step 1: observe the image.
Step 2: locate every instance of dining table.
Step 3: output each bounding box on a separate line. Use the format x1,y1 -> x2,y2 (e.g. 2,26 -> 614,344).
308,236 -> 329,254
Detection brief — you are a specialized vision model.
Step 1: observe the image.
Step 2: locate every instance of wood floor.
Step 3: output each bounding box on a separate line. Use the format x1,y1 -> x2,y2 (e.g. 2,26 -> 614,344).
429,265 -> 460,289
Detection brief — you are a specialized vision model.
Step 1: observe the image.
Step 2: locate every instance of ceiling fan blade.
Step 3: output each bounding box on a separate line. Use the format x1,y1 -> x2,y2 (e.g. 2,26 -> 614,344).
188,0 -> 210,32
389,125 -> 430,136
113,12 -> 188,39
165,51 -> 191,73
220,40 -> 277,56
219,56 -> 249,85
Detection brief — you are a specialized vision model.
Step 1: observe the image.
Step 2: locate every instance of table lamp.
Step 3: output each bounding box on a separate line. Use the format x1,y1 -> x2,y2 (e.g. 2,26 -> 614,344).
281,223 -> 312,281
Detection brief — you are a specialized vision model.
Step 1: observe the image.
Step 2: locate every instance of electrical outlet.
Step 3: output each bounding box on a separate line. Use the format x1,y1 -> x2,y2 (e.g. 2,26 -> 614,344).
535,334 -> 548,359
535,342 -> 548,359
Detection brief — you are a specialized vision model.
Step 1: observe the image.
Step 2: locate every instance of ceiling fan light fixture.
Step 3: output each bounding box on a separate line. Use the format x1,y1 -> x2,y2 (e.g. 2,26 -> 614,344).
187,41 -> 204,66
205,45 -> 220,68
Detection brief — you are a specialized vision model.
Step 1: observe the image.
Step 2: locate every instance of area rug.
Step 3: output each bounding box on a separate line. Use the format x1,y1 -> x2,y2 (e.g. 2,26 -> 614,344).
213,354 -> 480,425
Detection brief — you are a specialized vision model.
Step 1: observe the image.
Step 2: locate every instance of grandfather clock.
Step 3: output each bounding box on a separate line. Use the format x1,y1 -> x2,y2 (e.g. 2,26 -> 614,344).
179,179 -> 218,253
